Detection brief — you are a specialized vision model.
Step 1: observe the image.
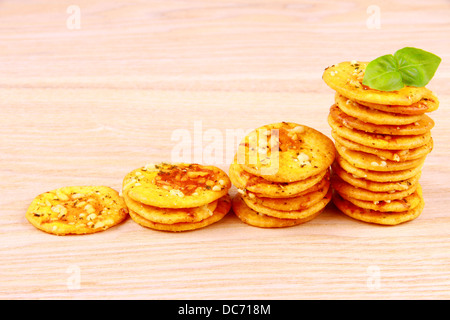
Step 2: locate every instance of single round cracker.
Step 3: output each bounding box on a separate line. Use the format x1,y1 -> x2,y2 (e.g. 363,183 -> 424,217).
339,186 -> 422,212
322,61 -> 427,105
241,188 -> 331,220
331,131 -> 433,162
229,161 -> 329,198
332,190 -> 424,226
331,161 -> 421,192
232,195 -> 322,228
123,190 -> 217,224
246,174 -> 330,200
331,174 -> 418,202
355,89 -> 439,115
335,94 -> 424,125
330,104 -> 434,136
236,122 -> 335,183
124,163 -> 231,208
335,153 -> 423,182
328,114 -> 431,150
129,195 -> 231,232
335,142 -> 427,172
250,180 -> 330,211
26,186 -> 129,236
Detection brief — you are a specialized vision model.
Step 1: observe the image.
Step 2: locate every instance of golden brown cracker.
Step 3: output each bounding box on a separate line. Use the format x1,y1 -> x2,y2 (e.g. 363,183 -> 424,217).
237,122 -> 335,183
331,161 -> 420,193
328,114 -> 431,150
322,61 -> 427,105
249,180 -> 330,211
339,187 -> 422,213
129,195 -> 231,232
335,153 -> 423,182
355,89 -> 439,115
330,103 -> 434,136
26,186 -> 128,235
335,94 -> 424,125
124,163 -> 231,209
229,161 -> 329,198
232,195 -> 321,228
332,190 -> 424,225
241,188 -> 331,220
123,190 -> 217,224
331,174 -> 418,202
332,131 -> 433,162
335,142 -> 427,172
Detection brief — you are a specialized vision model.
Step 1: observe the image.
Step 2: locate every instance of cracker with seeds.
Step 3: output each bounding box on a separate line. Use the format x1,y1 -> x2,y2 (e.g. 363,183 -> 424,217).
330,103 -> 434,136
26,186 -> 128,235
355,89 -> 439,115
236,122 -> 335,183
229,161 -> 329,198
328,114 -> 431,150
232,195 -> 323,228
129,195 -> 231,232
332,188 -> 424,226
323,61 -> 427,106
124,163 -> 231,209
331,131 -> 433,162
123,163 -> 232,232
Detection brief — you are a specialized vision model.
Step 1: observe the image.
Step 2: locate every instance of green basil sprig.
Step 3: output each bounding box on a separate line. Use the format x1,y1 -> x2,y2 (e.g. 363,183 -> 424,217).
362,47 -> 441,91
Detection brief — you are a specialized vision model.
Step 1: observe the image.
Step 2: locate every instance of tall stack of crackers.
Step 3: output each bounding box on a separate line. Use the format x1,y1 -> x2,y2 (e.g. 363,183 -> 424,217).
323,61 -> 438,225
230,122 -> 335,228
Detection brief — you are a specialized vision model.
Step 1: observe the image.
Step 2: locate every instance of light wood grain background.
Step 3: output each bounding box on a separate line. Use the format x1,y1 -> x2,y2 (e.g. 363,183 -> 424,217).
1,0 -> 449,300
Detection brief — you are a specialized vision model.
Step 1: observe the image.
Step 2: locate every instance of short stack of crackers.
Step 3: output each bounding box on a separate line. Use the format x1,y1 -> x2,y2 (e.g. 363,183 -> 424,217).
230,122 -> 335,228
122,163 -> 232,232
323,61 -> 438,225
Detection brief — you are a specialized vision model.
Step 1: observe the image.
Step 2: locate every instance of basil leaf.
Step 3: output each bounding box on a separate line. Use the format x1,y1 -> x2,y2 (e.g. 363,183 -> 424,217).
362,47 -> 441,91
362,54 -> 404,91
394,47 -> 441,87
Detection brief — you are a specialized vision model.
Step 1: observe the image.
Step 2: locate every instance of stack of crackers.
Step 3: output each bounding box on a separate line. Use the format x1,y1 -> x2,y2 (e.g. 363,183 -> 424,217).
230,122 -> 335,228
122,163 -> 232,232
323,61 -> 438,225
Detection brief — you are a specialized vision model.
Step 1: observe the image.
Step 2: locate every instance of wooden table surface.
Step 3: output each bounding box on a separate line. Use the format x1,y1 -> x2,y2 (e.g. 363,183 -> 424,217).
1,0 -> 449,300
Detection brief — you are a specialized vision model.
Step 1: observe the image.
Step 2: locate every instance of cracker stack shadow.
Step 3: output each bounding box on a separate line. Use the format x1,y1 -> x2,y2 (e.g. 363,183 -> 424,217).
323,61 -> 438,225
229,122 -> 336,228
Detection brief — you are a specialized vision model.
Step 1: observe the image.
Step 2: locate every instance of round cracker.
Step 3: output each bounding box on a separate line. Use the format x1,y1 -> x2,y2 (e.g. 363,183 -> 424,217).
332,190 -> 424,226
245,173 -> 330,200
328,114 -> 431,150
330,104 -> 434,136
236,122 -> 335,183
339,186 -> 422,212
322,61 -> 427,105
250,180 -> 330,211
229,161 -> 329,198
124,163 -> 231,208
232,195 -> 322,228
335,153 -> 423,182
123,190 -> 217,224
331,131 -> 433,162
241,188 -> 331,220
335,94 -> 423,125
331,174 -> 418,202
355,89 -> 439,115
331,161 -> 421,192
129,195 -> 231,232
335,142 -> 427,172
26,186 -> 129,236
